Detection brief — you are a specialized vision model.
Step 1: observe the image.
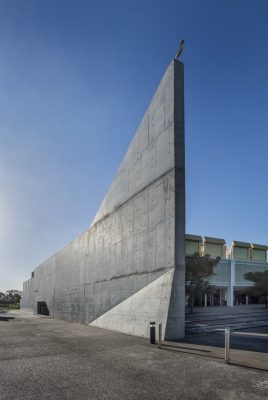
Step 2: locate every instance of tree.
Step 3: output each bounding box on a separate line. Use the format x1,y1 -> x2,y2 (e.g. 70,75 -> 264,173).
186,252 -> 220,313
244,271 -> 268,308
0,292 -> 6,305
0,290 -> 22,306
5,290 -> 22,305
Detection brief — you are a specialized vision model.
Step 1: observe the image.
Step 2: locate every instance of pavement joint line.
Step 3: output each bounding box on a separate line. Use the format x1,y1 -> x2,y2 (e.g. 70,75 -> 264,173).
187,323 -> 268,335
160,343 -> 268,372
159,345 -> 224,361
229,361 -> 268,373
161,343 -> 212,353
232,331 -> 268,337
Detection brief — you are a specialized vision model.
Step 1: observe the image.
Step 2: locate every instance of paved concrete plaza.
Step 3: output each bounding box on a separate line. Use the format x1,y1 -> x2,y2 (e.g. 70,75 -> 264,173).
0,311 -> 268,399
186,305 -> 268,335
183,328 -> 268,355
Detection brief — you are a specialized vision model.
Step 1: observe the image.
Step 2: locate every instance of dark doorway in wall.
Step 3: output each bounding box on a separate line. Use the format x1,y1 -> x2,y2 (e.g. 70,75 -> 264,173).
37,302 -> 49,316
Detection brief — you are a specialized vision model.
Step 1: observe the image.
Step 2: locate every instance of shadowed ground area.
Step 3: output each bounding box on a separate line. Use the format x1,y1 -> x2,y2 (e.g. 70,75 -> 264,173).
186,305 -> 268,335
0,310 -> 268,400
182,327 -> 268,354
0,316 -> 15,322
183,305 -> 268,354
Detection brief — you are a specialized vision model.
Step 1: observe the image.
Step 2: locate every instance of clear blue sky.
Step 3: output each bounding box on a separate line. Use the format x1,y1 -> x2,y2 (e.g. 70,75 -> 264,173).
0,0 -> 268,292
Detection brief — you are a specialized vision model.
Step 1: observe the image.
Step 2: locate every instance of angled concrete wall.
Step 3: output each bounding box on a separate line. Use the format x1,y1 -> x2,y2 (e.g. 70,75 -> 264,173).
21,59 -> 185,339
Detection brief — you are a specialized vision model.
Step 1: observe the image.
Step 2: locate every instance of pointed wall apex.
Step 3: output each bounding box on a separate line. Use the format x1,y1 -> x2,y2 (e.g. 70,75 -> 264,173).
21,59 -> 186,340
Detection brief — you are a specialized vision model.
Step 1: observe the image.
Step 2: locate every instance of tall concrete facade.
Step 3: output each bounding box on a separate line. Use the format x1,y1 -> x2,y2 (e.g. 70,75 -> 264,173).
21,59 -> 185,339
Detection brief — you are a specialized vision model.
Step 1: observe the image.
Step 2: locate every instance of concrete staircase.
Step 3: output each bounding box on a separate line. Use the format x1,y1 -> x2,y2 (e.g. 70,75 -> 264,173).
185,304 -> 268,335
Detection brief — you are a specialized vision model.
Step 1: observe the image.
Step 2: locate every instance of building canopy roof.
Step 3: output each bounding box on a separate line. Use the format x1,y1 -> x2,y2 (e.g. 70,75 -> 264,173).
203,236 -> 226,244
186,236 -> 267,251
251,243 -> 268,250
231,241 -> 251,248
185,234 -> 202,242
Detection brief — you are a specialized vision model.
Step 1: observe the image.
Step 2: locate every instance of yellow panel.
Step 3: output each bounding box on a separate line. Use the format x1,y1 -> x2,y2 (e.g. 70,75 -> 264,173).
252,249 -> 266,262
221,245 -> 227,258
233,247 -> 248,260
185,241 -> 199,255
204,243 -> 222,258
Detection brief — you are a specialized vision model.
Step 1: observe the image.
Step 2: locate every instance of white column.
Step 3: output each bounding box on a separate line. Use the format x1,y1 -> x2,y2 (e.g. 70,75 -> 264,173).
246,294 -> 249,305
227,260 -> 235,307
204,293 -> 207,307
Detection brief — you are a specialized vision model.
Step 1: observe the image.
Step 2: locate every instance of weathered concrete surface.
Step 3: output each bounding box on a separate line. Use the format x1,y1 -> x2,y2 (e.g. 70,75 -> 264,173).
1,311 -> 268,400
90,269 -> 174,335
20,278 -> 33,313
21,59 -> 185,339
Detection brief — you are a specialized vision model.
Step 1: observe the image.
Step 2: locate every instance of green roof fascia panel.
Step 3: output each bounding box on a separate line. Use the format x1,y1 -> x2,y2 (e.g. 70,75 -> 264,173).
204,236 -> 226,245
251,243 -> 268,250
232,241 -> 251,248
185,234 -> 202,242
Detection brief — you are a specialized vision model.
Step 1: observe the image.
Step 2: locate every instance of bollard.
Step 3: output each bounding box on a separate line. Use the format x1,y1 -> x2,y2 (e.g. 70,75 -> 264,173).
158,323 -> 162,349
225,327 -> 230,363
150,322 -> 156,344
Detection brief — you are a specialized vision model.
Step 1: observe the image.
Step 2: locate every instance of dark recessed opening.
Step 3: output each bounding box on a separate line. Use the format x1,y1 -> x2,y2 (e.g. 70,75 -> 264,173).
37,302 -> 49,316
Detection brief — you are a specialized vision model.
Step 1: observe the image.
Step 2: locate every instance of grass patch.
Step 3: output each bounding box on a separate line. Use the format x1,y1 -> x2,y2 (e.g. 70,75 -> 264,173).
0,303 -> 20,310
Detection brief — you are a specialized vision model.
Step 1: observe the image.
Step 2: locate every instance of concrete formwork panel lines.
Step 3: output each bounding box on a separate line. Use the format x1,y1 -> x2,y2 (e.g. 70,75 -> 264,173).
21,59 -> 185,339
89,269 -> 174,338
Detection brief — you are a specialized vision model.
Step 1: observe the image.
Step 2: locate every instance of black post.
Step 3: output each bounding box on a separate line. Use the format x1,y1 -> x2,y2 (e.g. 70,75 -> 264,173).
150,322 -> 156,344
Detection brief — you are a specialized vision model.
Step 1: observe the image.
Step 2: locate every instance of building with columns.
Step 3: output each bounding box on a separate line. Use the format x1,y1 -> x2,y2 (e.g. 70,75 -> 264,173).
185,234 -> 268,307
